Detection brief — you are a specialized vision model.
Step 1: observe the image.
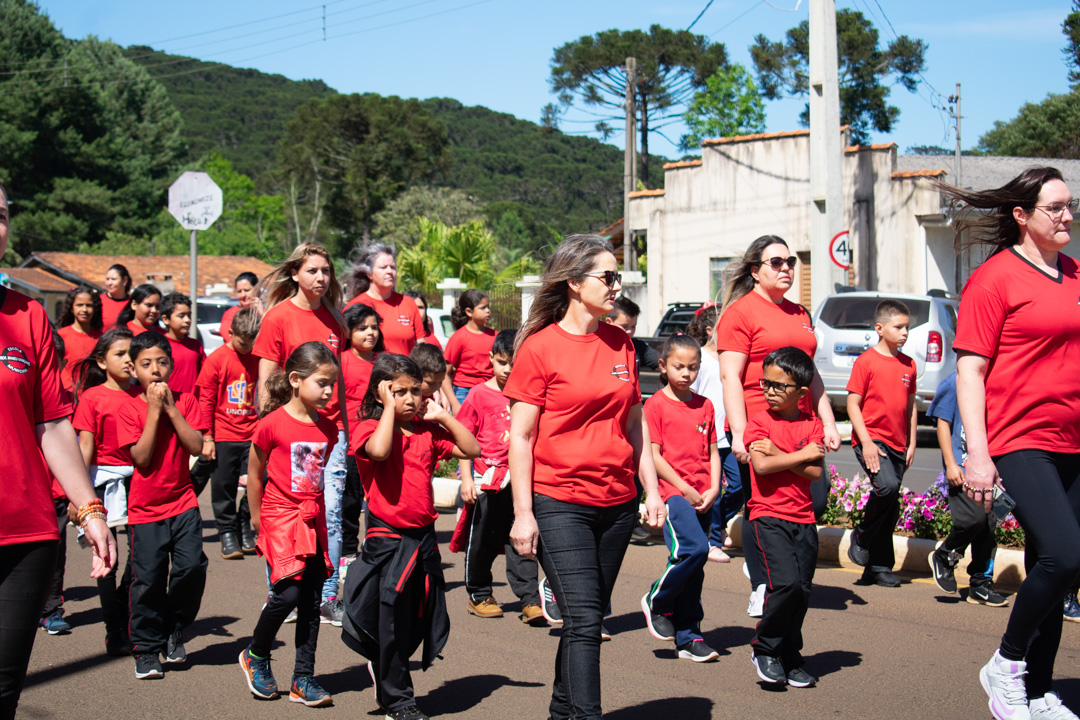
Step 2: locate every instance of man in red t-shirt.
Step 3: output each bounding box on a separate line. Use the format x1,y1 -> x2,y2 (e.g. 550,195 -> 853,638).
117,331 -> 208,680
845,300 -> 917,588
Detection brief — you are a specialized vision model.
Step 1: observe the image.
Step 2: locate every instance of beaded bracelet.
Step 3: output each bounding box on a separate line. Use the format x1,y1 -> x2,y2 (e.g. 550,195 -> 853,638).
76,499 -> 106,526
79,510 -> 107,528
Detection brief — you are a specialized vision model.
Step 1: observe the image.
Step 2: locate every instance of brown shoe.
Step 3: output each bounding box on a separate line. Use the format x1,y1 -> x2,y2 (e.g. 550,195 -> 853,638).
519,603 -> 546,626
466,596 -> 504,618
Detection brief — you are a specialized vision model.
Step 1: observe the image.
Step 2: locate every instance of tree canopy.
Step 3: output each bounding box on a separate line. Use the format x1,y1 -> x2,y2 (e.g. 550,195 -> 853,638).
1065,1 -> 1080,84
680,63 -> 766,150
749,9 -> 926,144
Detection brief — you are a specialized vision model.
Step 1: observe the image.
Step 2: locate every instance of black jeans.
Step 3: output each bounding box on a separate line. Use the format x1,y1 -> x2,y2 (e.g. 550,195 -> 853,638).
250,556 -> 323,677
342,456 -> 365,558
0,541 -> 57,720
41,498 -> 68,618
853,440 -> 907,571
209,441 -> 251,535
940,484 -> 998,584
190,456 -> 214,497
128,508 -> 208,655
994,451 -> 1080,699
750,516 -> 818,667
534,494 -> 637,720
94,483 -> 132,637
464,489 -> 540,604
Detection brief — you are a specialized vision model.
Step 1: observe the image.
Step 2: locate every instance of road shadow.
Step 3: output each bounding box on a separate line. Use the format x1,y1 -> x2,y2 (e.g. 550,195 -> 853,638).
933,593 -> 963,605
183,615 -> 259,667
64,605 -> 103,629
809,584 -> 867,610
804,649 -> 862,678
602,611 -> 642,637
421,674 -> 545,714
606,697 -> 714,719
24,651 -> 127,688
62,584 -> 99,603
316,662 -> 372,697
702,625 -> 756,655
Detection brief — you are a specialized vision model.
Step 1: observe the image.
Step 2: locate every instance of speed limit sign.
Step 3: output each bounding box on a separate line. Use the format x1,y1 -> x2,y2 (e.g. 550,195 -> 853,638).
829,231 -> 851,270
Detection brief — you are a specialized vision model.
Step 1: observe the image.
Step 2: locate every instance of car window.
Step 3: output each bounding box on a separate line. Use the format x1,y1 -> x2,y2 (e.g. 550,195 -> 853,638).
818,297 -> 931,329
942,303 -> 958,332
656,308 -> 697,337
197,303 -> 233,325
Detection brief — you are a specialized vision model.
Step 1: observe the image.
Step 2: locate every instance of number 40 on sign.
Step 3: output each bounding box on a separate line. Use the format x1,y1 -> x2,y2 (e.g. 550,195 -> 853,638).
829,230 -> 851,270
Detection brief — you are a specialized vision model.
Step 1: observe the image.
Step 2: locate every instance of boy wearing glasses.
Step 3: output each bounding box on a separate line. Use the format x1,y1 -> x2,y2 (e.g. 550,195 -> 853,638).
745,346 -> 824,687
845,299 -> 917,588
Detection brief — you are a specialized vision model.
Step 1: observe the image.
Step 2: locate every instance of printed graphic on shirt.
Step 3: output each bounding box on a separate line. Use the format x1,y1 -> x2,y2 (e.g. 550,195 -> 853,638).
397,314 -> 411,326
1,345 -> 30,374
291,442 -> 327,494
901,372 -> 913,389
326,333 -> 341,350
611,364 -> 630,382
801,323 -> 815,335
226,373 -> 255,416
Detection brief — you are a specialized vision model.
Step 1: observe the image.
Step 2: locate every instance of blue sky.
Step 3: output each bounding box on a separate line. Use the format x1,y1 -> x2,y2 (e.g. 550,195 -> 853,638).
35,0 -> 1076,162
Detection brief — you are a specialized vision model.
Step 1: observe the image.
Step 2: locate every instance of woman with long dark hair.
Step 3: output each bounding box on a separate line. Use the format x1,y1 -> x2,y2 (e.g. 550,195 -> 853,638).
56,284 -> 103,391
345,244 -> 425,355
114,284 -> 162,335
506,234 -> 663,720
946,167 -> 1080,720
100,264 -> 132,329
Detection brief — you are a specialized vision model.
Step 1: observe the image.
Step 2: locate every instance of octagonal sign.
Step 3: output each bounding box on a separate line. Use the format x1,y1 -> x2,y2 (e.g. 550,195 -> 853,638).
168,171 -> 223,231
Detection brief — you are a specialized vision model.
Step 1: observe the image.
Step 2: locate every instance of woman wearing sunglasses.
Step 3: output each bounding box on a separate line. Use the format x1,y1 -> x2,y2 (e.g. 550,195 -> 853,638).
945,168 -> 1080,720
715,234 -> 842,618
505,234 -> 664,720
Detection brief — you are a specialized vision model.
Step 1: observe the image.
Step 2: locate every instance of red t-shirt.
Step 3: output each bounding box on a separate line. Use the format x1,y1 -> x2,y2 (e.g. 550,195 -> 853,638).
954,248 -> 1080,455
72,384 -> 139,465
218,304 -> 240,345
644,391 -> 716,502
846,348 -> 916,451
253,299 -> 344,427
744,409 -> 824,523
346,292 -> 424,355
127,319 -> 162,336
0,290 -> 73,545
444,326 -> 496,388
342,350 -> 376,452
167,336 -> 206,395
715,291 -> 817,426
503,322 -> 640,507
353,418 -> 457,528
196,344 -> 259,442
117,391 -> 206,523
457,382 -> 511,476
253,407 -> 339,497
58,325 -> 101,391
422,326 -> 442,352
101,294 -> 128,330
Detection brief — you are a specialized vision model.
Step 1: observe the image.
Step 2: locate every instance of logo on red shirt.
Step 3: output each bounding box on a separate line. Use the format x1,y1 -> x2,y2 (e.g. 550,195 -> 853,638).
611,364 -> 630,382
802,323 -> 815,334
902,373 -> 912,388
226,374 -> 253,413
397,314 -> 411,326
1,345 -> 29,374
326,333 -> 340,350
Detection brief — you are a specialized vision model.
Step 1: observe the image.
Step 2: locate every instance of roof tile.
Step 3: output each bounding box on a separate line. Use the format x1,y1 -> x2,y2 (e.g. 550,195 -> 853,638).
4,267 -> 78,293
891,169 -> 948,179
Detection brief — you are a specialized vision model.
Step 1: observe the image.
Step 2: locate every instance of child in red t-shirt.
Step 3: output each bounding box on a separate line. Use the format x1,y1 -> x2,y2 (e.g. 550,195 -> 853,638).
444,289 -> 495,407
116,283 -> 162,335
56,285 -> 103,391
450,330 -> 542,624
71,327 -> 138,657
345,354 -> 480,719
239,341 -> 341,708
745,347 -> 825,688
640,334 -> 722,662
160,292 -> 206,395
342,303 -> 382,566
410,343 -> 449,412
116,331 -> 208,680
845,300 -> 917,587
196,307 -> 261,560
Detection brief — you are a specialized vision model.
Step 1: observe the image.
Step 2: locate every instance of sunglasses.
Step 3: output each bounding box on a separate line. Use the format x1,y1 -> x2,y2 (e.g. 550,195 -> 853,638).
584,270 -> 622,288
756,256 -> 798,271
759,378 -> 799,393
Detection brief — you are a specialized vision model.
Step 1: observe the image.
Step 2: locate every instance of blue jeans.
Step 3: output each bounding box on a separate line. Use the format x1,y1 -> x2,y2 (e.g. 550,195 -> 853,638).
452,384 -> 471,406
534,494 -> 637,720
322,429 -> 347,602
646,495 -> 710,646
708,447 -> 742,546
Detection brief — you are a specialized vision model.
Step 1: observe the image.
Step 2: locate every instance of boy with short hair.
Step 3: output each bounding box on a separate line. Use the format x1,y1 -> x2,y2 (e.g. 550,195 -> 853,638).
605,295 -> 660,374
410,343 -> 448,407
449,330 -> 543,624
160,292 -> 206,395
746,346 -> 824,688
118,331 -> 208,680
845,299 -> 917,588
196,307 -> 261,560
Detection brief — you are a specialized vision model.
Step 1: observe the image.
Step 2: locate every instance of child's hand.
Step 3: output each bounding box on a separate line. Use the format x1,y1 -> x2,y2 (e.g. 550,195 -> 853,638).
749,438 -> 780,456
682,486 -> 703,507
905,445 -> 916,468
146,382 -> 167,410
460,474 -> 477,504
801,442 -> 826,462
66,502 -> 80,526
696,487 -> 719,513
377,379 -> 395,408
861,440 -> 885,474
159,383 -> 175,411
421,398 -> 449,423
945,462 -> 965,487
201,438 -> 216,462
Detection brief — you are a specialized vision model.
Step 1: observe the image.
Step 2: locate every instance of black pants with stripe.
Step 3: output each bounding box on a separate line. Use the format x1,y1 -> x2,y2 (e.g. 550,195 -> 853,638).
750,516 -> 818,668
464,489 -> 539,605
853,440 -> 907,572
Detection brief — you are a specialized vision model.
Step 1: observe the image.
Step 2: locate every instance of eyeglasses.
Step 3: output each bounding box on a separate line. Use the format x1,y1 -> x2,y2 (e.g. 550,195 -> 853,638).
759,378 -> 799,393
1033,198 -> 1079,219
584,270 -> 622,288
756,256 -> 798,271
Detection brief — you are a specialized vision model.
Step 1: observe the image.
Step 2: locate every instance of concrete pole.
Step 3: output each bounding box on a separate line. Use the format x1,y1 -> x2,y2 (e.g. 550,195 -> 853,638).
189,229 -> 198,340
623,57 -> 637,272
809,0 -> 846,311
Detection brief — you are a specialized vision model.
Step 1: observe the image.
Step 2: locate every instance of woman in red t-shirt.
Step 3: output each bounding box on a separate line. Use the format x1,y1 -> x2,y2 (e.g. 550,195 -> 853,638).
343,244 -> 424,355
505,234 -> 663,719
114,284 -> 162,335
218,271 -> 261,345
56,285 -> 103,391
715,235 -> 841,616
0,185 -> 115,715
444,289 -> 496,406
946,168 -> 1080,715
100,263 -> 132,330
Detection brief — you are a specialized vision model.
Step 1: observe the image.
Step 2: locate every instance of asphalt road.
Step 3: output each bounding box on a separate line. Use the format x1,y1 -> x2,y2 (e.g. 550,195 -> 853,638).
19,497 -> 1080,720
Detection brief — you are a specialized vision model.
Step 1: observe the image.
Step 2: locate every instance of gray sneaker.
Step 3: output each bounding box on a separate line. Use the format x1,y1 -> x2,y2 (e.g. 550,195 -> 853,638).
751,652 -> 786,684
163,630 -> 185,664
640,593 -> 675,642
319,598 -> 344,626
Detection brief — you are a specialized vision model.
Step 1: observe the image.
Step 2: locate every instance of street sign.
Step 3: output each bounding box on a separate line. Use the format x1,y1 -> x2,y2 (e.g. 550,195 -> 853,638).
829,230 -> 851,270
168,172 -> 222,231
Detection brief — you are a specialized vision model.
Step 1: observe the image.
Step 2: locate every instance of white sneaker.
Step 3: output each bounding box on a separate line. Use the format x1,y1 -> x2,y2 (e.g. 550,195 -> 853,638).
980,650 -> 1030,720
742,561 -> 751,580
747,584 -> 765,618
707,546 -> 731,563
1030,692 -> 1079,720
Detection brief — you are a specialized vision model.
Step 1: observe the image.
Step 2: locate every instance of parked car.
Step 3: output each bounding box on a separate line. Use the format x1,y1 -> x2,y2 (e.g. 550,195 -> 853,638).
637,302 -> 707,398
812,289 -> 959,415
427,307 -> 453,347
194,296 -> 238,354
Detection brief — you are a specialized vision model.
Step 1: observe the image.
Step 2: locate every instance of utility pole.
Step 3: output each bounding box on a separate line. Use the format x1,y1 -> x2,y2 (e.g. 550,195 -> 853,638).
948,83 -> 964,292
623,57 -> 637,272
809,0 -> 845,310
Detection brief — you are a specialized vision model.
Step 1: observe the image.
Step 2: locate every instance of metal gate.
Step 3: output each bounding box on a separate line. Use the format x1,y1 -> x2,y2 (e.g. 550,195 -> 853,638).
488,283 -> 522,331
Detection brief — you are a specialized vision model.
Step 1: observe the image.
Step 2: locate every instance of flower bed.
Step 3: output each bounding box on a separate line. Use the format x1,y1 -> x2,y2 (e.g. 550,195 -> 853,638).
822,466 -> 1025,549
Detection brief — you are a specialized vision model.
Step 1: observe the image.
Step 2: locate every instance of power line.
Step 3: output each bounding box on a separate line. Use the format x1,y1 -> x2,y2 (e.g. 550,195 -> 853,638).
686,0 -> 715,31
710,1 -> 763,38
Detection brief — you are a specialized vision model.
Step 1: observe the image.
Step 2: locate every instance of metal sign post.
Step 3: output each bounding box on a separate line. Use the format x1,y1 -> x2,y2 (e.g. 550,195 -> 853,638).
168,172 -> 223,339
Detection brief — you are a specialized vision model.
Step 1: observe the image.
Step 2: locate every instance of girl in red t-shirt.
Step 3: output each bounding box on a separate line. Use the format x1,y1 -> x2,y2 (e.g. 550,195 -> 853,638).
641,334 -> 721,662
445,289 -> 495,407
240,341 -> 340,707
71,328 -> 138,657
56,285 -> 103,391
115,284 -> 162,335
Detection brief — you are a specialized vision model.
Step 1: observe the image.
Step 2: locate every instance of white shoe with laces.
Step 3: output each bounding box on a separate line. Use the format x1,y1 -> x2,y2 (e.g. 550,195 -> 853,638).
1030,692 -> 1079,720
747,584 -> 765,618
980,650 -> 1030,720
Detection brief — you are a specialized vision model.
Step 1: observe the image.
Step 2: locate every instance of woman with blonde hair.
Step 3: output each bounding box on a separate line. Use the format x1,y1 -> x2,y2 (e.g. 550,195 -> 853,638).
252,242 -> 350,625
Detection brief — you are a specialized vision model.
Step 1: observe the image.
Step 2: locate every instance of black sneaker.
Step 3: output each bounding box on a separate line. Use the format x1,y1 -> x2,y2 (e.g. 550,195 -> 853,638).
134,653 -> 164,679
785,666 -> 817,687
677,639 -> 719,662
220,531 -> 244,560
860,569 -> 901,588
640,593 -> 676,642
631,524 -> 652,542
539,577 -> 562,626
320,598 -> 344,626
164,630 -> 186,664
751,652 -> 786,684
967,584 -> 1009,607
385,705 -> 430,720
846,534 -> 869,567
928,548 -> 958,594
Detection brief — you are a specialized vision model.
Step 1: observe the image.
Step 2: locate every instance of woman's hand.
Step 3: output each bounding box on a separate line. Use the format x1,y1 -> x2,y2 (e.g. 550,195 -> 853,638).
964,452 -> 999,513
83,517 -> 117,578
731,431 -> 750,464
510,513 -> 539,559
643,493 -> 665,529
